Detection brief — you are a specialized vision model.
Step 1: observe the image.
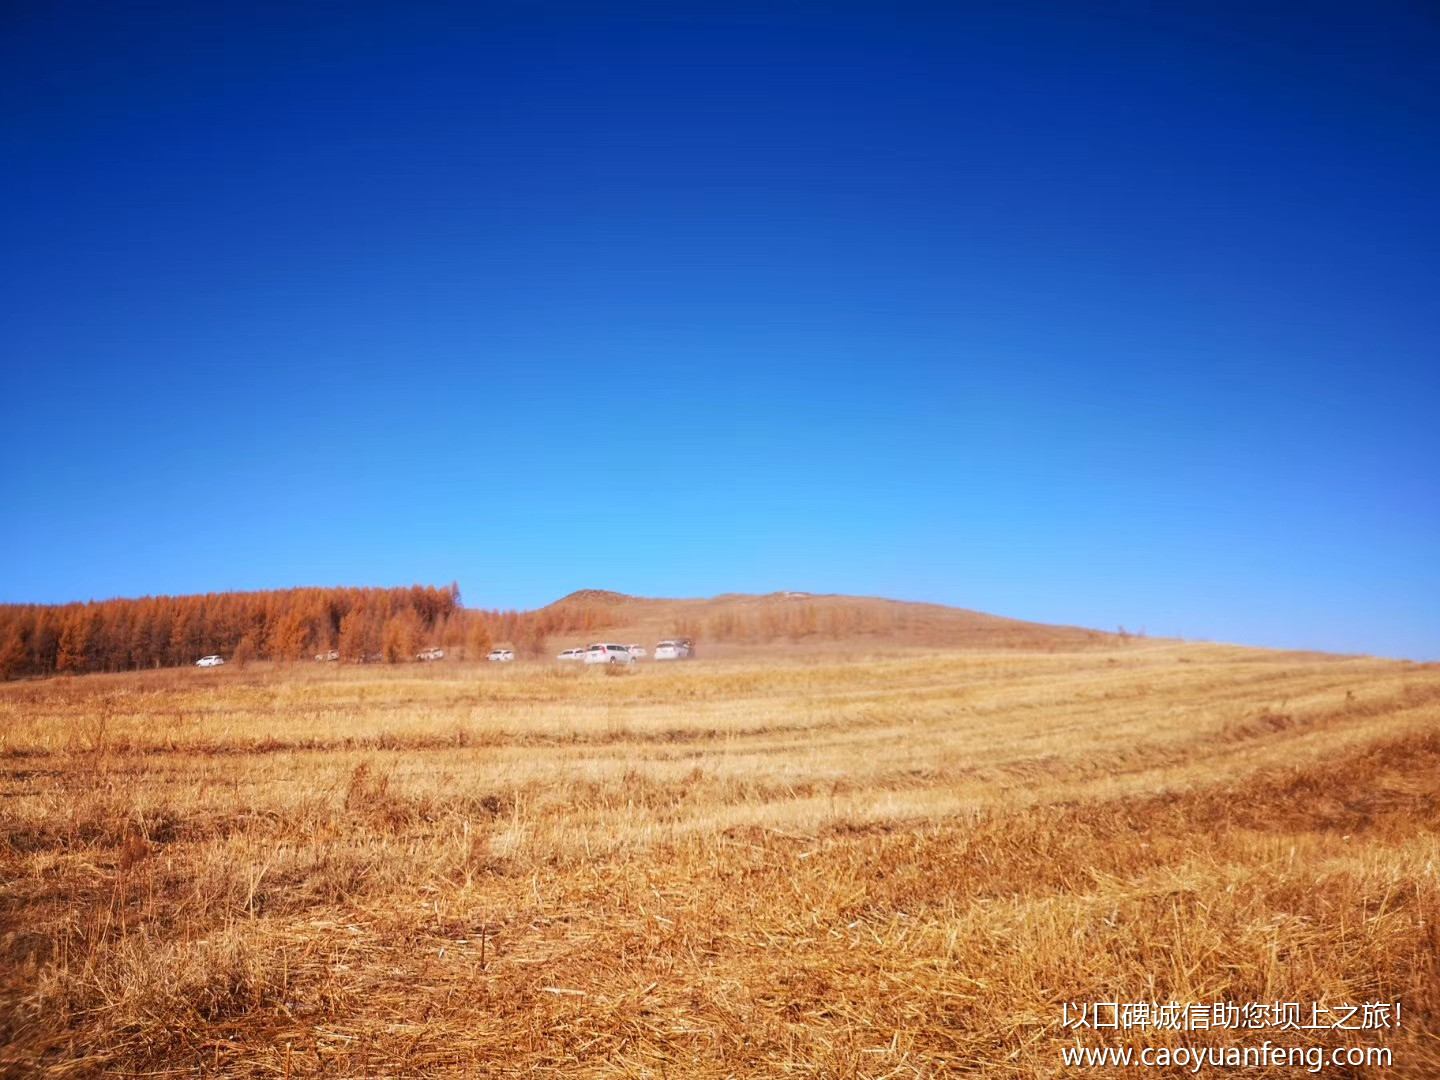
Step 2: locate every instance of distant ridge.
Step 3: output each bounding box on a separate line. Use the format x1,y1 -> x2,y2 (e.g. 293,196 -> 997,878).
547,590 -> 635,607
534,590 -> 1113,654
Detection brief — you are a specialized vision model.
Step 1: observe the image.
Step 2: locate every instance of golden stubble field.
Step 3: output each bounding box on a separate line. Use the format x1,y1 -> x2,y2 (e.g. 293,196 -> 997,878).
1,643 -> 1438,1078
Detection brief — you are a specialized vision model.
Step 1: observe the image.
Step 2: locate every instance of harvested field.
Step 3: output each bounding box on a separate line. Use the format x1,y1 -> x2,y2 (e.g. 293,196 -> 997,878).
2,642 -> 1438,1077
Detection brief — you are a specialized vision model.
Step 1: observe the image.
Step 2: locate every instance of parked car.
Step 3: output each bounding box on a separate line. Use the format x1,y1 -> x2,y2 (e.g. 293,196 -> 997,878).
653,638 -> 694,661
195,655 -> 225,667
556,648 -> 586,661
584,643 -> 633,665
487,648 -> 515,662
416,647 -> 445,661
315,650 -> 339,662
626,644 -> 647,659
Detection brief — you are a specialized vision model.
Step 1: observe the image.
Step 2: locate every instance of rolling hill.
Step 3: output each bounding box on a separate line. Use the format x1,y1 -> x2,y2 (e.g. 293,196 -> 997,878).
537,589 -> 1116,655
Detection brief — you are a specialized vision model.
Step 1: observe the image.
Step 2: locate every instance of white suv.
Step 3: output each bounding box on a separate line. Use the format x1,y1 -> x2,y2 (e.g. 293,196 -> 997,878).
487,648 -> 515,662
653,638 -> 693,661
625,644 -> 647,659
195,655 -> 225,667
584,643 -> 633,665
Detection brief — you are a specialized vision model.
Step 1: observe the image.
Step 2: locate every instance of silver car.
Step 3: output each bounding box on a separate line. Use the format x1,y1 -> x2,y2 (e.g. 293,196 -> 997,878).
653,638 -> 693,661
584,643 -> 633,665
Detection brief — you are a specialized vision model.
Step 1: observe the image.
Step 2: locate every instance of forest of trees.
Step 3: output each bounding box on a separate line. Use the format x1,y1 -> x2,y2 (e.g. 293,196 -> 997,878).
0,585 -> 616,680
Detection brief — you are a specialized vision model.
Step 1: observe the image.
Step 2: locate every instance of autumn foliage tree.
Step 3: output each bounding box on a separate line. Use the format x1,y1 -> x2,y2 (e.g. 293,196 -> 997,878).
463,618 -> 493,660
338,603 -> 384,661
268,610 -> 312,661
382,609 -> 421,663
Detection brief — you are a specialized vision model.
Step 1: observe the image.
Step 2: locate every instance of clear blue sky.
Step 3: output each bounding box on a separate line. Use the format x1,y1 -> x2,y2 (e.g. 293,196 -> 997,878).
3,1 -> 1437,658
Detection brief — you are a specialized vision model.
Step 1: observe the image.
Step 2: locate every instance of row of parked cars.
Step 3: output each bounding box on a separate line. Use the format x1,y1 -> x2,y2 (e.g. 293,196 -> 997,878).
199,639 -> 695,667
485,638 -> 696,664
559,639 -> 694,663
555,639 -> 691,665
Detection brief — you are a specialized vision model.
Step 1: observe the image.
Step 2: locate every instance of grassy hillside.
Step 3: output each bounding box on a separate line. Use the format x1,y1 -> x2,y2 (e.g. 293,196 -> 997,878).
2,643 -> 1437,1076
539,589 -> 1114,655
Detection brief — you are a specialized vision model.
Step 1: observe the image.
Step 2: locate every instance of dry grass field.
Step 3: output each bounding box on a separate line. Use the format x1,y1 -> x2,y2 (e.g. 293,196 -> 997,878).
2,640 -> 1438,1077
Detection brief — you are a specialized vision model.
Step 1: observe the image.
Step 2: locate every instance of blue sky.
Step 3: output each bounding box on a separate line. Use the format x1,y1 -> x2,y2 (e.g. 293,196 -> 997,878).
3,1 -> 1437,658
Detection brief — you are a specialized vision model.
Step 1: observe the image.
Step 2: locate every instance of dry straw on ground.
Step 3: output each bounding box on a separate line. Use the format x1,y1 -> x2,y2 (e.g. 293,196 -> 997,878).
2,642 -> 1437,1077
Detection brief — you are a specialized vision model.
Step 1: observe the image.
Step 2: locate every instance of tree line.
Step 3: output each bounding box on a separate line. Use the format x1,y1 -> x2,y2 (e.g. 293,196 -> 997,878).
0,585 -> 616,679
